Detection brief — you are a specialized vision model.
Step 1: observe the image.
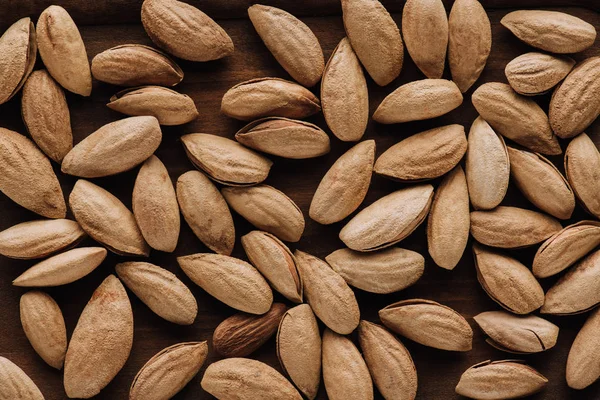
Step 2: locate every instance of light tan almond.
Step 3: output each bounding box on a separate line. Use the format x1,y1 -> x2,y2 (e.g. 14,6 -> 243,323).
133,155 -> 180,253
402,0 -> 448,79
505,52 -> 575,96
322,328 -> 373,400
0,357 -> 44,399
448,0 -> 491,92
108,86 -> 198,126
542,249 -> 600,315
177,253 -> 273,314
470,206 -> 562,248
0,128 -> 66,219
21,69 -> 72,163
69,180 -> 149,256
277,304 -> 322,400
176,170 -> 235,255
221,77 -> 321,121
115,261 -> 197,325
533,221 -> 600,278
13,247 -> 107,287
213,303 -> 287,357
340,184 -> 434,252
182,133 -> 272,186
507,146 -> 575,220
201,358 -> 302,400
456,360 -> 548,399
474,311 -> 559,354
427,166 -> 470,270
222,185 -> 305,242
501,10 -> 596,53
130,342 -> 208,400
374,125 -> 467,181
295,250 -> 360,335
248,4 -> 324,87
326,247 -> 424,294
141,0 -> 234,61
341,0 -> 403,86
473,243 -> 545,314
0,219 -> 85,260
373,79 -> 462,124
64,275 -> 133,398
550,57 -> 600,139
36,5 -> 91,96
471,82 -> 561,155
241,231 -> 302,303
20,291 -> 67,369
321,37 -> 368,141
567,308 -> 600,389
235,117 -> 330,159
358,321 -> 418,400
0,18 -> 36,105
565,133 -> 600,218
310,140 -> 375,225
62,116 -> 162,178
380,299 -> 473,352
91,44 -> 183,87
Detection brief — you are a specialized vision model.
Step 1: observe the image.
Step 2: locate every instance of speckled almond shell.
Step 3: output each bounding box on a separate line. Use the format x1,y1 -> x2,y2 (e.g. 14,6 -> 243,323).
0,357 -> 44,399
505,52 -> 574,96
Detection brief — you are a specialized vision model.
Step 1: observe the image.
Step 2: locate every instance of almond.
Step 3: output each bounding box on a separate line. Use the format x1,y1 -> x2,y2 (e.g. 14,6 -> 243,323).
564,133 -> 600,218
0,357 -> 44,399
505,52 -> 575,96
0,18 -> 36,105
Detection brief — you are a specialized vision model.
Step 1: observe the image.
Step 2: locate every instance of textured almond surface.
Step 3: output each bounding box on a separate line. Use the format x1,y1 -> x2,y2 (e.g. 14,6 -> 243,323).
295,250 -> 359,335
565,133 -> 600,218
177,253 -> 273,314
222,184 -> 305,242
62,116 -> 162,178
374,124 -> 467,181
341,0 -> 403,86
221,77 -> 321,121
0,18 -> 36,105
176,170 -> 235,255
115,261 -> 197,325
141,0 -> 233,61
201,358 -> 302,400
321,37 -> 368,141
248,4 -> 324,87
471,82 -> 561,155
567,308 -> 600,389
91,44 -> 183,87
326,247 -> 424,294
130,342 -> 208,400
0,127 -> 66,219
310,140 -> 375,225
277,304 -> 322,400
373,79 -> 463,124
0,357 -> 44,400
0,219 -> 85,260
465,116 -> 510,210
64,275 -> 133,398
501,10 -> 596,53
13,247 -> 107,287
505,52 -> 574,96
20,291 -> 67,369
69,179 -> 149,256
448,0 -> 491,92
36,5 -> 91,96
340,184 -> 434,251
402,0 -> 448,79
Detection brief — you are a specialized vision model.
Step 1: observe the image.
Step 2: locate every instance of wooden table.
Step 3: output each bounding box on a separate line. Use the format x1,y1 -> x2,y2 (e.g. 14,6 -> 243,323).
1,1 -> 599,399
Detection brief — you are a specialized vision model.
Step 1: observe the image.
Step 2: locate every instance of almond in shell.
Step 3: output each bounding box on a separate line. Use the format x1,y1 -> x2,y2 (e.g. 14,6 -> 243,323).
0,17 -> 36,105
0,357 -> 44,400
567,308 -> 600,389
565,133 -> 600,218
505,52 -> 575,96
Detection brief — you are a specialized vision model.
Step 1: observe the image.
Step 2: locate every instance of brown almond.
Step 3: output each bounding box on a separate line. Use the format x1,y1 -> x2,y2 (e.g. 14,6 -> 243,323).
567,308 -> 600,389
565,133 -> 600,219
69,180 -> 149,256
0,18 -> 36,105
310,140 -> 375,225
213,303 -> 287,357
448,0 -> 491,92
37,5 -> 91,96
115,261 -> 197,325
64,275 -> 133,398
176,170 -> 235,255
141,0 -> 233,61
20,291 -> 67,369
505,52 -> 575,96
0,357 -> 44,399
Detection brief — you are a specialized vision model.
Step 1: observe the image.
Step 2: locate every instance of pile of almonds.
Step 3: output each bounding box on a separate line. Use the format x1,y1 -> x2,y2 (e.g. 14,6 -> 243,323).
0,0 -> 599,399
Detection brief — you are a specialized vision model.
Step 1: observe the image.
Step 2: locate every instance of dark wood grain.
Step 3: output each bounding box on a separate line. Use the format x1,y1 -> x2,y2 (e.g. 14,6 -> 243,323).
0,1 -> 599,399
